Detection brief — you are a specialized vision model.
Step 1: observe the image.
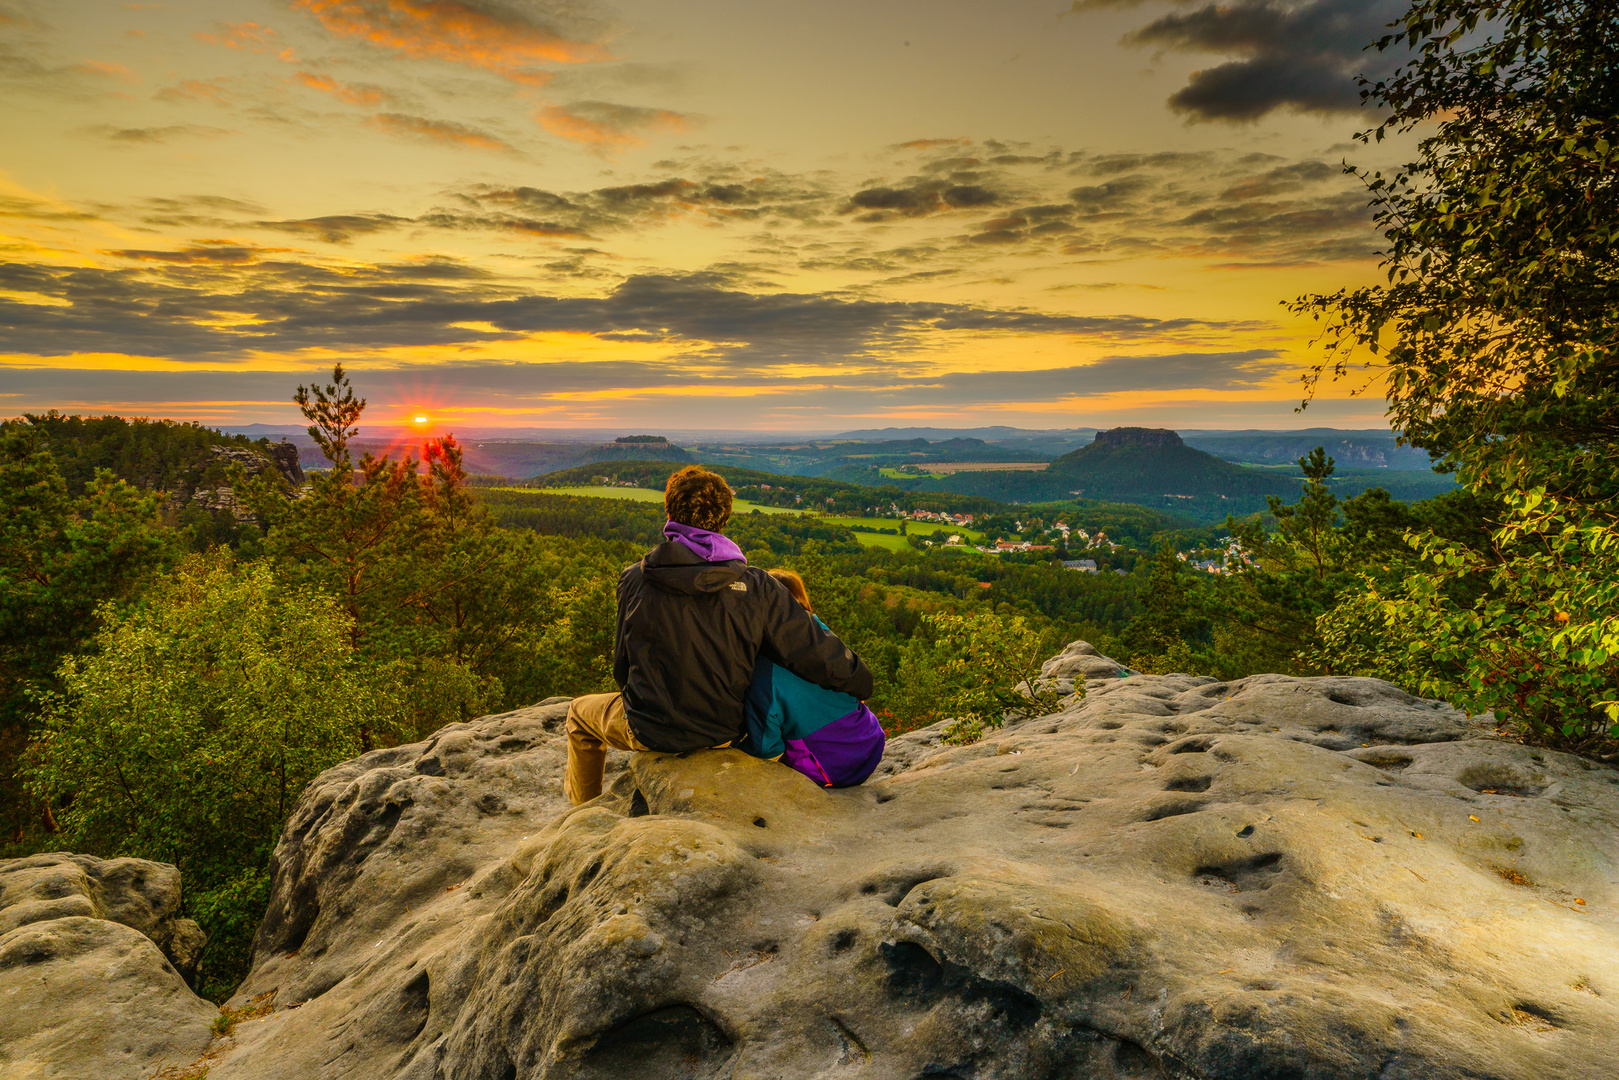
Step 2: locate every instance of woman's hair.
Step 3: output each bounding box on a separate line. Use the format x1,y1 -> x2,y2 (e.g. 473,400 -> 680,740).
769,568 -> 813,614
664,466 -> 733,531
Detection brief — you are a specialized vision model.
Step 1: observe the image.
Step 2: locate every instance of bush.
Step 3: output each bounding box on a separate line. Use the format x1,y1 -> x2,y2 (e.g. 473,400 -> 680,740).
1317,492 -> 1619,750
25,553 -> 377,999
913,611 -> 1068,745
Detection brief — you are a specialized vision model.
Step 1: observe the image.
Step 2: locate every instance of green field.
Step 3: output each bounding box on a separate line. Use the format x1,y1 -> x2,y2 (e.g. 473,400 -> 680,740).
543,485 -> 692,504
534,486 -> 982,551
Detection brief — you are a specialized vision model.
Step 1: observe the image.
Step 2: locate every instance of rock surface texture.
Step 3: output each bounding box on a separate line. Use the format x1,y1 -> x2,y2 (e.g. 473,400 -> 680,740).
0,854 -> 215,1079
189,649 -> 1619,1080
8,648 -> 1618,1079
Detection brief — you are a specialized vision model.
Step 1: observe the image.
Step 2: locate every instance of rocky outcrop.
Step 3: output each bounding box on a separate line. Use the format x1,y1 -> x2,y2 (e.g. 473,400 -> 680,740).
0,852 -> 207,979
264,441 -> 305,485
189,442 -> 306,519
5,647 -> 1615,1079
186,649 -> 1618,1080
0,854 -> 215,1079
205,443 -> 305,487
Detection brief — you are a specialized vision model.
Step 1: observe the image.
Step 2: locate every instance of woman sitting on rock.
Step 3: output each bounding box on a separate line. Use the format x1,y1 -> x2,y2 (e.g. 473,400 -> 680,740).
742,570 -> 886,787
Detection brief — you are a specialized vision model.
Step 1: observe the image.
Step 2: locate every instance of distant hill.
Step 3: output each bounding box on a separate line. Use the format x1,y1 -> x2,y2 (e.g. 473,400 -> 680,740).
270,438 -> 697,478
452,439 -> 692,478
524,459 -> 1214,539
833,426 -> 1094,441
890,428 -> 1460,521
909,428 -> 1295,519
688,436 -> 1048,478
1046,428 -> 1293,500
1182,429 -> 1434,470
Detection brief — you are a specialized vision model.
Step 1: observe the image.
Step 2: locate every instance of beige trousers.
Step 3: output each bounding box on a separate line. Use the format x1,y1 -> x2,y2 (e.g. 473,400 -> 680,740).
564,692 -> 649,805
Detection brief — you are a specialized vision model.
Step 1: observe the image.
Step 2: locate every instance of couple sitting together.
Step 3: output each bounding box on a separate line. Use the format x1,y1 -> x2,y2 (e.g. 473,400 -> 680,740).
564,466 -> 886,804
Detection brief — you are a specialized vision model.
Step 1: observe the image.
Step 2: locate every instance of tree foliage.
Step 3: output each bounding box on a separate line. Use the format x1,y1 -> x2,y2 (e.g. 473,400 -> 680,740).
242,366 -> 635,739
1317,492 -> 1619,746
0,411 -> 265,495
1296,0 -> 1619,744
24,554 -> 374,998
0,428 -> 179,841
1123,545 -> 1202,674
1296,0 -> 1618,501
922,611 -> 1066,745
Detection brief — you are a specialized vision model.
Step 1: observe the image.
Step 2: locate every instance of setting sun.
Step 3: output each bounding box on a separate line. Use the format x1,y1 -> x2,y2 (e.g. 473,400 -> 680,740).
412,414 -> 429,426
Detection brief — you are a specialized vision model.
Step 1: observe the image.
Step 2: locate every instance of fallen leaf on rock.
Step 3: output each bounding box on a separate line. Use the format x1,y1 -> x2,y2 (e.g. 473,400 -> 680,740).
1470,815 -> 1481,822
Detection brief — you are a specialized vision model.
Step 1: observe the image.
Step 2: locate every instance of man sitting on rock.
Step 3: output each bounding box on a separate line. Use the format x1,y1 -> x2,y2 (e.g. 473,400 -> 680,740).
563,465 -> 875,804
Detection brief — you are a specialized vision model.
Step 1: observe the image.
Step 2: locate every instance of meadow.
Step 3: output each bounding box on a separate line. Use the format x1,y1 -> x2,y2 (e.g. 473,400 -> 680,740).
536,486 -> 984,551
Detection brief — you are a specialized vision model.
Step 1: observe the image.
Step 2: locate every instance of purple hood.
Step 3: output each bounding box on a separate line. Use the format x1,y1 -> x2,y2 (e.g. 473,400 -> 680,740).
664,520 -> 746,564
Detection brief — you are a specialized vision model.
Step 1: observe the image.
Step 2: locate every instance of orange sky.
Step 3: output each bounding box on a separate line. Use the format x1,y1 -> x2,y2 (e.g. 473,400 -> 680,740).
0,0 -> 1409,432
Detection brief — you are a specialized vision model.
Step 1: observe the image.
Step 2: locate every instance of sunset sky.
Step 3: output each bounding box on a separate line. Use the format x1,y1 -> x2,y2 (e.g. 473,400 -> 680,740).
0,0 -> 1411,433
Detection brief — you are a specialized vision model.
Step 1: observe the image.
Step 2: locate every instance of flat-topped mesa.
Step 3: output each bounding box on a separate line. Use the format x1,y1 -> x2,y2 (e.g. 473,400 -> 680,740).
1091,426 -> 1184,449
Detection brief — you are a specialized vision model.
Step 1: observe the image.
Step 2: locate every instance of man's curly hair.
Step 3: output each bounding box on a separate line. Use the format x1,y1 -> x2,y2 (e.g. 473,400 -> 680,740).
664,466 -> 733,531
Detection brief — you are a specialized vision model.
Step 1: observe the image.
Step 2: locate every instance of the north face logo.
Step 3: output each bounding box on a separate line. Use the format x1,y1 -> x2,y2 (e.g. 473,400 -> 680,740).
728,581 -> 747,592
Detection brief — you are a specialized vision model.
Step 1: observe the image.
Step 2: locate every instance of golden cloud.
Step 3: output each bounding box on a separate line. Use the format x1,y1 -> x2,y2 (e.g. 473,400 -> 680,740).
156,78 -> 231,104
292,0 -> 610,84
368,112 -> 514,153
194,22 -> 280,51
295,71 -> 387,106
75,60 -> 140,83
99,241 -> 289,264
535,101 -> 690,149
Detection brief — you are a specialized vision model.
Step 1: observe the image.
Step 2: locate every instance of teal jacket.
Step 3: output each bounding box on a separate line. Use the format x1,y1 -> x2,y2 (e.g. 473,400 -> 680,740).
743,618 -> 863,760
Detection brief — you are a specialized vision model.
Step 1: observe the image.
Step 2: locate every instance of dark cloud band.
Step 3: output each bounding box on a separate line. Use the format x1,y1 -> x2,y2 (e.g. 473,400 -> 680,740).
1081,0 -> 1406,121
0,262 -> 1244,364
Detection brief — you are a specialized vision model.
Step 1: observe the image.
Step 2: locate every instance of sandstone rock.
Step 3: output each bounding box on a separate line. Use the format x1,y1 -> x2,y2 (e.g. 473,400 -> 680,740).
209,443 -> 304,486
201,643 -> 1619,1080
0,852 -> 207,981
189,443 -> 306,519
265,441 -> 305,485
1041,638 -> 1120,677
0,916 -> 216,1079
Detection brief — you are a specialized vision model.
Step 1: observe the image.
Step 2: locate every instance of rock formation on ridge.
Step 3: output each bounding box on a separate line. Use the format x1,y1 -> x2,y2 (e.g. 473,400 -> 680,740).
6,643 -> 1619,1080
187,442 -> 306,519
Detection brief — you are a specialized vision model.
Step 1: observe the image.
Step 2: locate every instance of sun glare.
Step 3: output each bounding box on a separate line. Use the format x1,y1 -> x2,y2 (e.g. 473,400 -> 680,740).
412,413 -> 429,426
